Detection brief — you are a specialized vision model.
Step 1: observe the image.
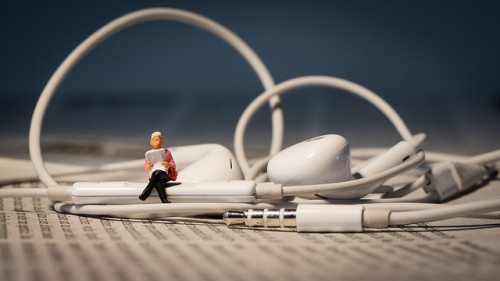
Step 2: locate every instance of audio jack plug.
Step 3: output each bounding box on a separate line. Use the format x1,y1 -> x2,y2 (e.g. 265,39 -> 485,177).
223,205 -> 376,232
224,209 -> 298,228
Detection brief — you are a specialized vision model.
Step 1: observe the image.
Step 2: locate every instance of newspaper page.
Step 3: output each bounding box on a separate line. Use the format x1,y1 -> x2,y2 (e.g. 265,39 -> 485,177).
145,148 -> 167,175
1,143 -> 500,281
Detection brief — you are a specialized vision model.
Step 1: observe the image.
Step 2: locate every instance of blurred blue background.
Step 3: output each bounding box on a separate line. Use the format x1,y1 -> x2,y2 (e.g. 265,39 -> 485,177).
1,0 -> 499,155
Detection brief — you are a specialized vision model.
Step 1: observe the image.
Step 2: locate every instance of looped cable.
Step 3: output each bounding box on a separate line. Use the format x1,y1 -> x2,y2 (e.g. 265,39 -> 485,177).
29,7 -> 283,187
234,75 -> 414,179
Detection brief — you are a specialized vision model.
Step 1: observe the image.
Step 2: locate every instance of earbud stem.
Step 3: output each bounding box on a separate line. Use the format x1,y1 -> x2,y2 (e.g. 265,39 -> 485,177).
354,140 -> 418,178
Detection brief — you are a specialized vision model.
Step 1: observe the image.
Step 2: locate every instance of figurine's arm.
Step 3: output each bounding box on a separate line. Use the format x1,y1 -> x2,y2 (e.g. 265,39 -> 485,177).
145,158 -> 153,171
162,150 -> 176,170
164,150 -> 177,180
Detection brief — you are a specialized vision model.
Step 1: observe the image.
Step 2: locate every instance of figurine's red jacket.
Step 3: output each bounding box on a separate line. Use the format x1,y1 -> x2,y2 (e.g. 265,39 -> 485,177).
144,149 -> 176,179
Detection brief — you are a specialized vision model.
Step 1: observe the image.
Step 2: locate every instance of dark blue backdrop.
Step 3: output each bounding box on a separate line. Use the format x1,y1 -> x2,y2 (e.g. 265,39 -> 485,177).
1,0 -> 499,153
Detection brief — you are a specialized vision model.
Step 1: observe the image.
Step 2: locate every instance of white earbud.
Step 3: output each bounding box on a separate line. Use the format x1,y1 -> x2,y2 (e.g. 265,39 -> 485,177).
170,144 -> 244,182
267,133 -> 426,199
267,134 -> 352,186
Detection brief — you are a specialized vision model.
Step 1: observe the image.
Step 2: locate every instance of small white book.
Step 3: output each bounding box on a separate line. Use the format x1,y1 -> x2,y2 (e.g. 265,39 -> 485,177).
145,148 -> 166,175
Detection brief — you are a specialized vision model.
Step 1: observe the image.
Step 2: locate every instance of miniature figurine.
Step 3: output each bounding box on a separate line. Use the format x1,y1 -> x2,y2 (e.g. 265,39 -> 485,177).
139,131 -> 177,203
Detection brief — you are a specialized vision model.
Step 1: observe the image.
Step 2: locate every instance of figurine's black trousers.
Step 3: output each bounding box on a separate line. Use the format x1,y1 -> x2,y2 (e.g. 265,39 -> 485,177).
139,170 -> 171,203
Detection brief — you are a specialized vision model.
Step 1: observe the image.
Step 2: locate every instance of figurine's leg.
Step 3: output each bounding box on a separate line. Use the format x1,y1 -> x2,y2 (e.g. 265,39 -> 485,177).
139,182 -> 154,200
157,181 -> 170,203
157,171 -> 171,203
139,171 -> 160,200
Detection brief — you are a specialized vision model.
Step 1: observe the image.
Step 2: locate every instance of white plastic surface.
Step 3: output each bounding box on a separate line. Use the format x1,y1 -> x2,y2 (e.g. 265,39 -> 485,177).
170,144 -> 244,182
71,180 -> 256,204
267,135 -> 352,186
430,162 -> 486,201
431,162 -> 460,201
295,204 -> 364,232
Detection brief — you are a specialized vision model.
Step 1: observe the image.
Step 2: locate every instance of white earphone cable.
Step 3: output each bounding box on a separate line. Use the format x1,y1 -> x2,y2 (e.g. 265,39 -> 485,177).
388,198 -> 500,225
235,75 -> 414,179
29,7 -> 283,188
17,7 -> 499,231
282,151 -> 425,197
53,201 -> 297,218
